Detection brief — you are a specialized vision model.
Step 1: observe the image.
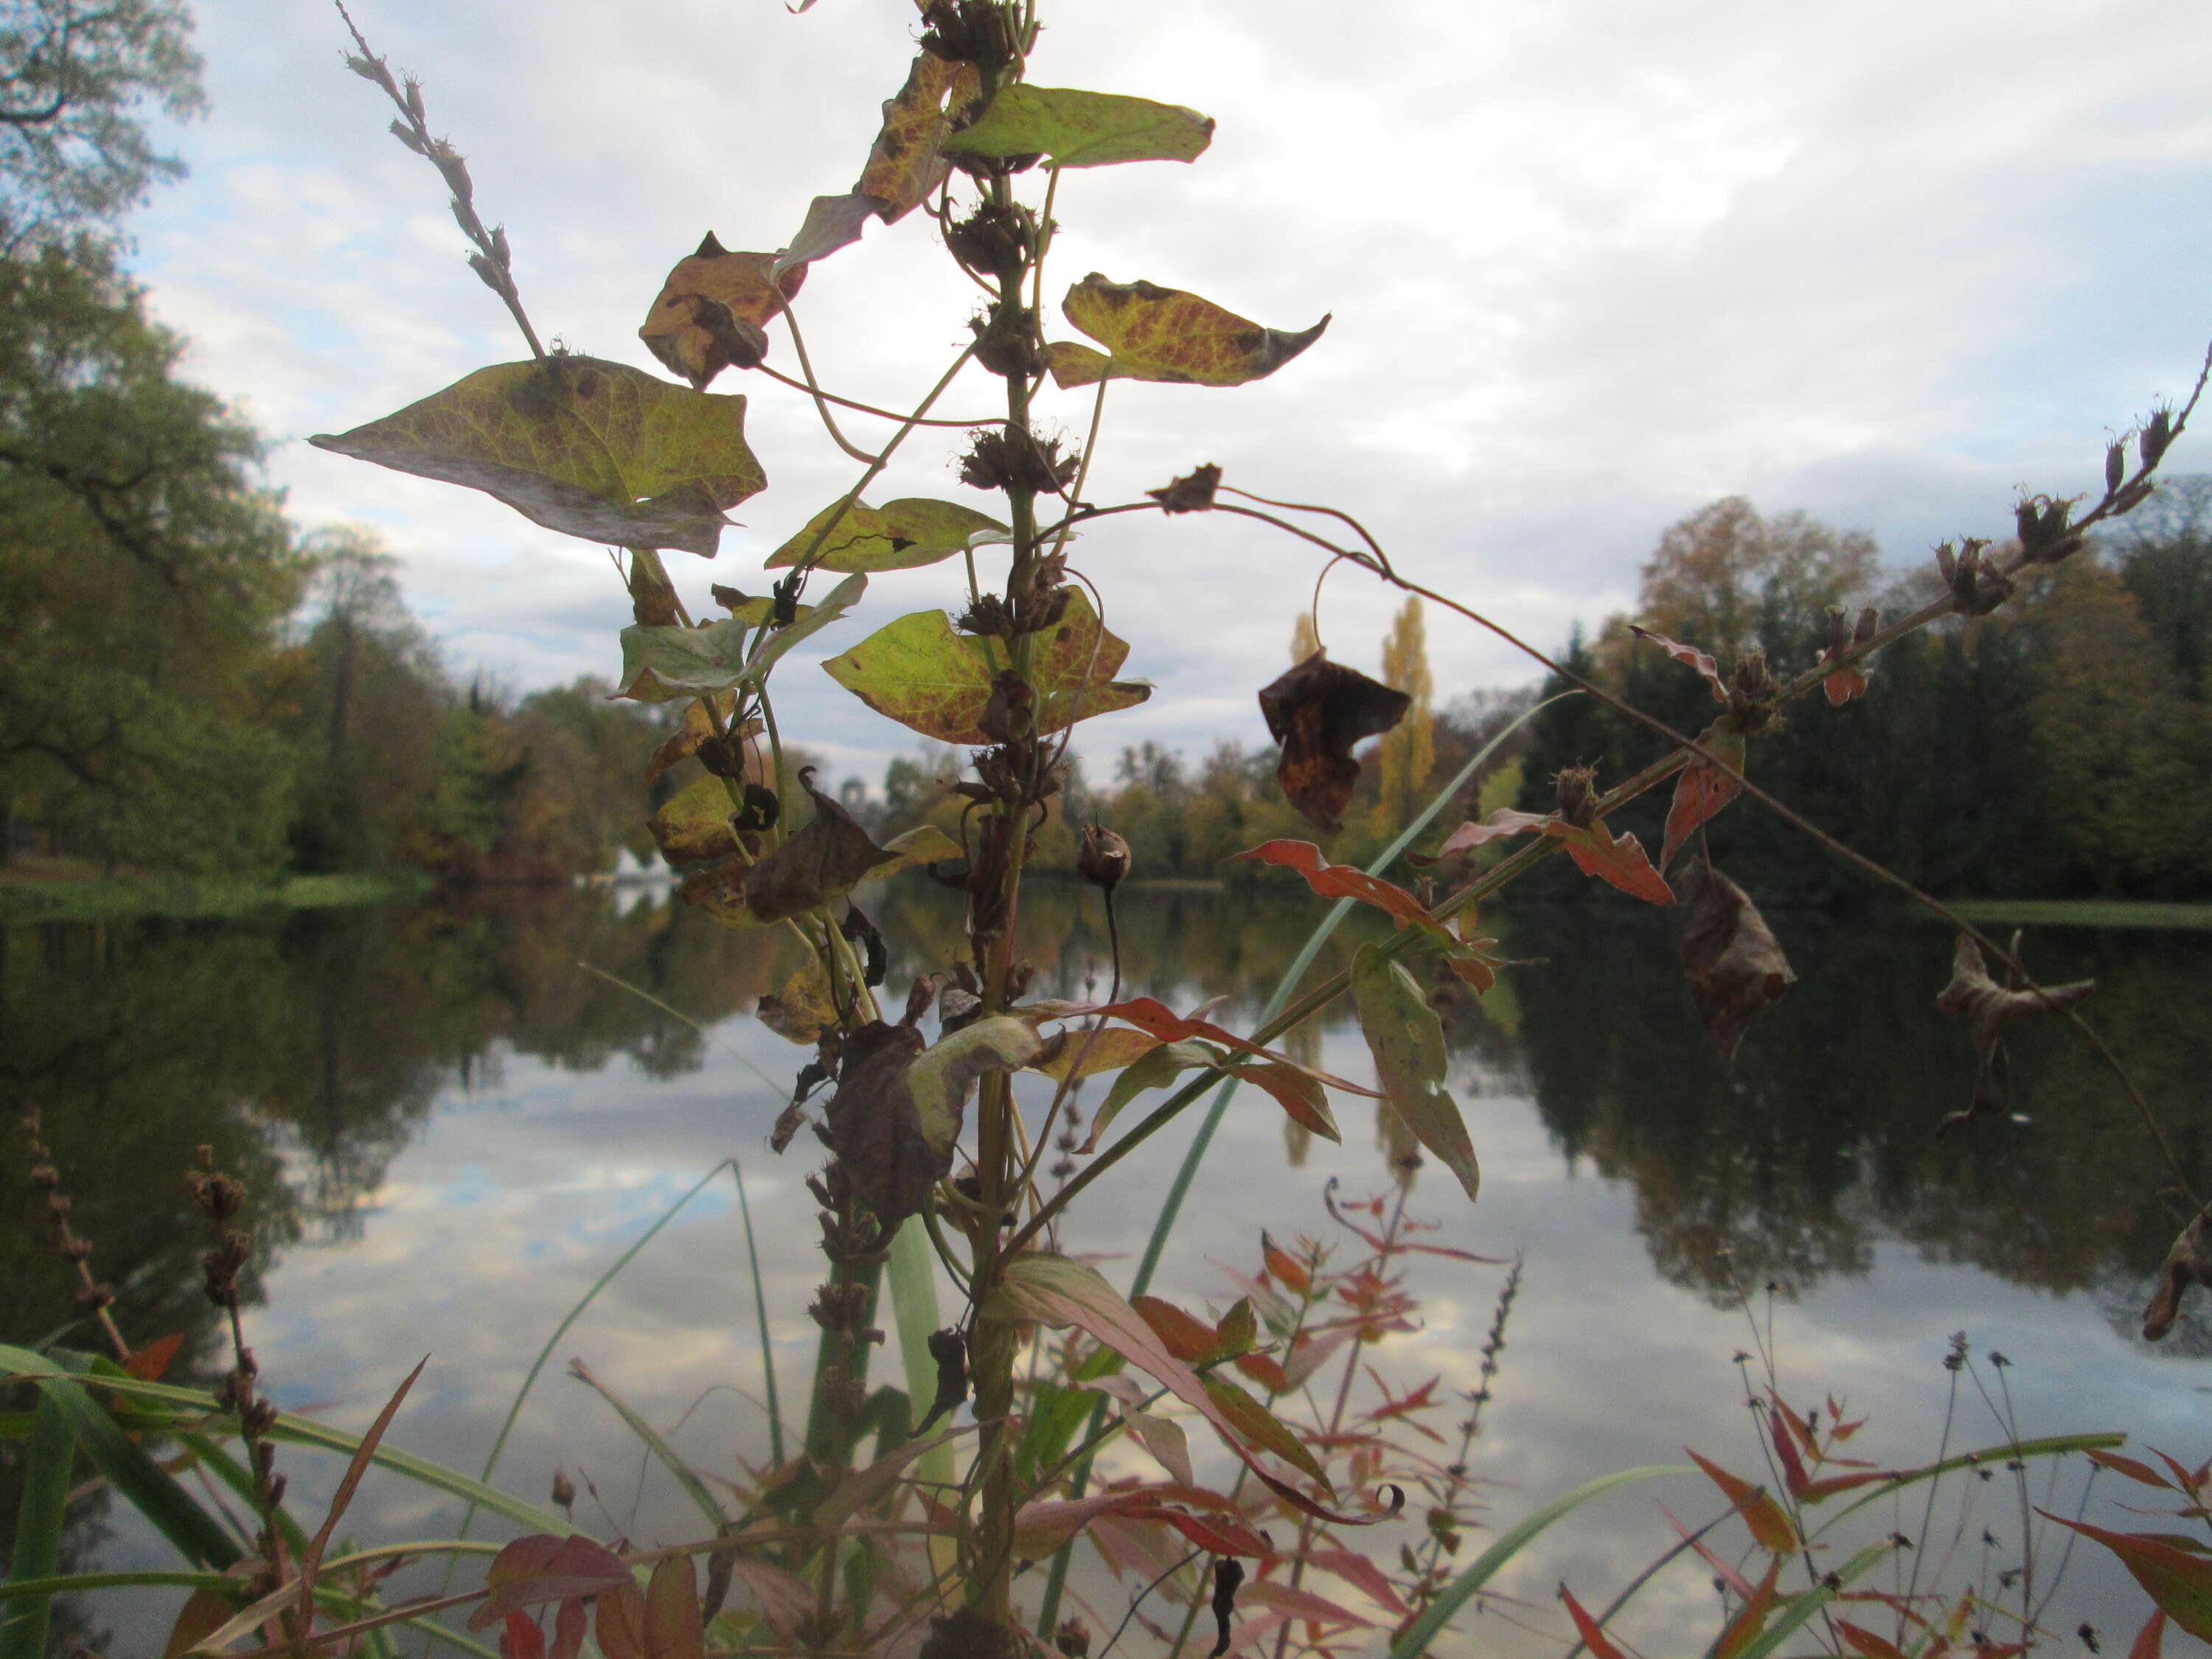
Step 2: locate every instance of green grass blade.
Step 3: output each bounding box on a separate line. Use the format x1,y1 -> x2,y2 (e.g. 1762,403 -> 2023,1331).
467,1158 -> 734,1525
178,1432 -> 310,1558
1733,1539 -> 1900,1659
568,1360 -> 729,1529
29,1369 -> 239,1571
1391,1464 -> 1690,1658
1,1395 -> 74,1659
0,1570 -> 230,1602
1815,1431 -> 2124,1533
1128,692 -> 1568,1298
734,1161 -> 785,1467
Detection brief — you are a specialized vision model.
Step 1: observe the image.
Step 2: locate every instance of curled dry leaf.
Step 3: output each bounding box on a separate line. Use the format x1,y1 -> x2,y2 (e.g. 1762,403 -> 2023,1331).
1048,273 -> 1330,390
310,358 -> 762,558
1147,462 -> 1220,513
637,235 -> 807,389
1228,839 -> 1444,936
1662,725 -> 1746,868
1434,808 -> 1674,905
1933,933 -> 2094,1135
819,1020 -> 936,1229
2143,1208 -> 2212,1341
1257,653 -> 1410,835
1677,859 -> 1796,1070
744,771 -> 900,923
1629,624 -> 1729,701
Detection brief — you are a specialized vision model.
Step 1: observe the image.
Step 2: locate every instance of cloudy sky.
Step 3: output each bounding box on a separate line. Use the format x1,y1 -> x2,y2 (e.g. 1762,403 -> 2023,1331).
128,0 -> 2212,783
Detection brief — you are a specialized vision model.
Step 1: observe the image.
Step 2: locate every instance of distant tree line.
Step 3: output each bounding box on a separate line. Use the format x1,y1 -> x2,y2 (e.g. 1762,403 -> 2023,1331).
1517,492 -> 2212,900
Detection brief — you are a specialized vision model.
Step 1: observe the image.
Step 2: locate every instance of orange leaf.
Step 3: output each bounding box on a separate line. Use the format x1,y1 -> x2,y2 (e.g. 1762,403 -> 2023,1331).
125,1332 -> 187,1382
1077,996 -> 1379,1096
1686,1448 -> 1797,1554
1662,725 -> 1745,867
644,1556 -> 704,1659
1228,841 -> 1446,936
1562,823 -> 1676,905
1823,665 -> 1869,706
1559,1585 -> 1630,1659
1714,1556 -> 1783,1659
1630,625 -> 1730,700
1132,1295 -> 1217,1363
1262,1233 -> 1311,1297
2132,1607 -> 2168,1659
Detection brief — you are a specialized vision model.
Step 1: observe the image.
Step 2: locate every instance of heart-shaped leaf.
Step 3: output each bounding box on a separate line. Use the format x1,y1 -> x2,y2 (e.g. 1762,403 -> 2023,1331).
1049,273 -> 1329,389
310,357 -> 762,557
821,588 -> 1149,742
940,85 -> 1214,168
638,237 -> 806,389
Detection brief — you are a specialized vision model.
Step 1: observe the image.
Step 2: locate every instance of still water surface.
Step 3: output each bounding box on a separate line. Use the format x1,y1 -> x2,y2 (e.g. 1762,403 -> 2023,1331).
4,881 -> 2210,1655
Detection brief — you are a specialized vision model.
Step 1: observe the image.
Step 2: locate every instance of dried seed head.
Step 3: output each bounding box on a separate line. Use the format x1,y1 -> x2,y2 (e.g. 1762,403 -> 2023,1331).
2142,406 -> 2175,469
943,204 -> 1032,279
1553,764 -> 1599,828
387,117 -> 428,156
1077,824 -> 1131,894
552,1467 -> 577,1512
958,425 -> 1079,495
2106,439 -> 2127,497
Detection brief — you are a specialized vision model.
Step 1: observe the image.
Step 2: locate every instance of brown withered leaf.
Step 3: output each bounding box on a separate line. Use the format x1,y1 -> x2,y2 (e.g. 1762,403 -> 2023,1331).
644,698 -> 759,786
820,1019 -> 941,1230
1678,859 -> 1796,1069
1933,933 -> 2094,1136
638,234 -> 807,389
745,770 -> 900,923
2143,1208 -> 2212,1340
1147,462 -> 1220,513
856,52 -> 981,225
757,957 -> 840,1045
1258,652 -> 1411,834
679,852 -> 766,930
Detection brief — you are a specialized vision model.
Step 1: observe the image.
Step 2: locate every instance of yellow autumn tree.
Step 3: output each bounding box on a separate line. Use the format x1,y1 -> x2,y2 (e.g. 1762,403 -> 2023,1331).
1290,609 -> 1320,663
1375,596 -> 1435,832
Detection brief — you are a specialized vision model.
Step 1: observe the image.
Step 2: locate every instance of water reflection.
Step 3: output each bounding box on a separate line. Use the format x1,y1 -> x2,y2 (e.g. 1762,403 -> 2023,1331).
4,883 -> 2209,1652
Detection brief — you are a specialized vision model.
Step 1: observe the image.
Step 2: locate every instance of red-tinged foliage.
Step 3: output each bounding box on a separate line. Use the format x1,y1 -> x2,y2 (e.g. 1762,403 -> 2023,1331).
1767,1401 -> 1812,1500
1685,1447 -> 1797,1554
1837,1621 -> 1910,1659
2132,1607 -> 2169,1659
123,1332 -> 187,1381
1823,663 -> 1870,706
1132,1293 -> 1217,1362
470,1535 -> 632,1630
1263,1232 -> 1313,1296
2152,1449 -> 2205,1495
502,1610 -> 548,1659
1658,1500 -> 1757,1599
1661,726 -> 1745,867
1559,1584 -> 1632,1659
1714,1554 -> 1783,1659
2039,1512 -> 2212,1640
1360,1371 -> 1447,1442
1069,996 -> 1380,1097
643,1556 -> 705,1659
549,1597 -> 587,1659
1228,840 -> 1446,936
1302,1549 -> 1410,1618
1630,623 -> 1730,700
1239,1579 -> 1372,1628
1563,822 -> 1675,904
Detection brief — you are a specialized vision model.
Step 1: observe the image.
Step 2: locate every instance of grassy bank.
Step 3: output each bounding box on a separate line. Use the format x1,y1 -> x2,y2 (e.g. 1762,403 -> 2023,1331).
1939,898 -> 2212,931
0,867 -> 434,925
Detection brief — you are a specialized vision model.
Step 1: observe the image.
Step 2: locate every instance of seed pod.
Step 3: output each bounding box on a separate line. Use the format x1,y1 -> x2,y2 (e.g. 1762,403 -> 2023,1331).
2106,439 -> 2126,496
388,118 -> 428,156
1554,764 -> 1599,828
2142,407 -> 2174,468
1077,824 -> 1131,893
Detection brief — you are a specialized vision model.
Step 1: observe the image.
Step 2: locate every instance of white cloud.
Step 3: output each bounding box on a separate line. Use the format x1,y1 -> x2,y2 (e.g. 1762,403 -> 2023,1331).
122,0 -> 2212,782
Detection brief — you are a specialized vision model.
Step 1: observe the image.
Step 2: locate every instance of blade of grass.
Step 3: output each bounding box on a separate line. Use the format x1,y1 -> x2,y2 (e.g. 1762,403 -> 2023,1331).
461,1158 -> 733,1535
1815,1433 -> 2124,1533
0,1395 -> 74,1659
1733,1539 -> 1900,1659
1391,1464 -> 1691,1658
568,1358 -> 729,1529
0,1570 -> 230,1602
27,1365 -> 238,1570
886,1215 -> 955,1579
1034,696 -> 1567,1638
734,1161 -> 785,1467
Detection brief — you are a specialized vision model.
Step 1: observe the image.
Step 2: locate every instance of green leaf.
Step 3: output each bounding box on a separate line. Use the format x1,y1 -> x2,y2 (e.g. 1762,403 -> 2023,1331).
908,1016 -> 1043,1155
1048,273 -> 1329,389
310,358 -> 764,557
1350,944 -> 1479,1202
1389,1466 -> 1691,1658
616,574 -> 864,700
20,1358 -> 239,1571
1085,1039 -> 1221,1152
766,498 -> 1008,573
647,776 -> 744,867
0,1396 -> 72,1659
1731,1540 -> 1900,1659
821,588 -> 1149,743
939,86 -> 1214,168
2042,1514 -> 2212,1640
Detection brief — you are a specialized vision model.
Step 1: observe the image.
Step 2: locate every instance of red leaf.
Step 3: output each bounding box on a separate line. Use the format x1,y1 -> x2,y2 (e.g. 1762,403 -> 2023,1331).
597,1585 -> 645,1659
1132,1295 -> 1217,1363
1239,1579 -> 1372,1627
1559,1585 -> 1631,1659
1233,1352 -> 1288,1394
1630,624 -> 1730,700
1147,1505 -> 1272,1558
125,1332 -> 187,1382
1562,823 -> 1676,905
501,1611 -> 548,1659
1824,665 -> 1869,706
1228,841 -> 1445,936
644,1556 -> 704,1659
1837,1621 -> 1910,1659
2088,1450 -> 2177,1490
1798,1469 -> 1896,1503
1302,1548 -> 1410,1617
472,1536 -> 633,1630
1231,1060 -> 1340,1138
1769,1404 -> 1811,1500
2132,1607 -> 2168,1659
2039,1512 -> 2212,1640
1686,1448 -> 1796,1554
1659,1500 -> 1755,1599
1432,808 -> 1557,858
1715,1555 -> 1783,1659
1261,1233 -> 1311,1297
1662,725 -> 1745,867
549,1600 -> 588,1659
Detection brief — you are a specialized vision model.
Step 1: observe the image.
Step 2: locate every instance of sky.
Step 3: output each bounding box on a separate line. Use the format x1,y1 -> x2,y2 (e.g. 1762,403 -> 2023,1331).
125,0 -> 2212,785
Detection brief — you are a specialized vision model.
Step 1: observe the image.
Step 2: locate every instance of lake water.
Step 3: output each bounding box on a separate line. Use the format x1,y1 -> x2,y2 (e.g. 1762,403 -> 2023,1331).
4,881 -> 2210,1656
